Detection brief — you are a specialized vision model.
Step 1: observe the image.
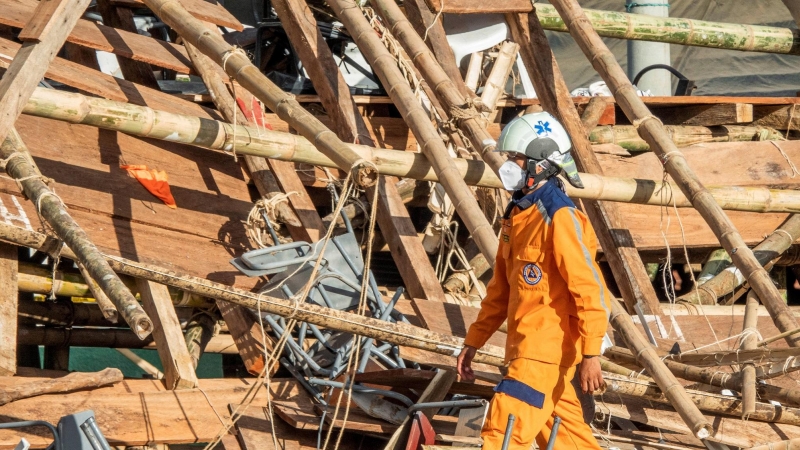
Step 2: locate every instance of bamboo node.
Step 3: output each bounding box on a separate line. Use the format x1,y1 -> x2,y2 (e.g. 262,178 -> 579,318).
632,114 -> 663,131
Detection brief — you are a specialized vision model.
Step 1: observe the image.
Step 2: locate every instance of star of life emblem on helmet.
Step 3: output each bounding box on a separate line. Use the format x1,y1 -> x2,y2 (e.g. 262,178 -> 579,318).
534,120 -> 552,135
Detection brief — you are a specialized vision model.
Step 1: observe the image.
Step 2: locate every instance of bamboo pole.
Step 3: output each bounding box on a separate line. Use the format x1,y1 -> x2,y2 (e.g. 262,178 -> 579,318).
678,215 -> 800,305
550,0 -> 800,347
608,346 -> 800,407
534,4 -> 800,55
0,368 -> 123,406
22,88 -> 800,218
76,261 -> 118,323
184,312 -> 216,368
370,0 -> 507,174
741,291 -> 760,418
480,42 -> 519,114
142,0 -> 377,188
18,299 -> 202,329
0,222 -> 507,367
589,125 -> 785,152
608,300 -> 712,438
0,130 -> 152,339
604,372 -> 800,427
329,0 -> 499,264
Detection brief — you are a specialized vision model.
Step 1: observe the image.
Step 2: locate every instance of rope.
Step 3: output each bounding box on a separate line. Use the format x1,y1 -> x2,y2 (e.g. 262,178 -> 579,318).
770,141 -> 800,178
625,2 -> 670,12
632,114 -> 663,130
202,171 -> 359,450
422,0 -> 444,42
221,46 -> 248,162
324,175 -> 380,450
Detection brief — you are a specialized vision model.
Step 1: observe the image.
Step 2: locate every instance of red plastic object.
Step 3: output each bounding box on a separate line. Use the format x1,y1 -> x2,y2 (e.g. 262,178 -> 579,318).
405,411 -> 436,450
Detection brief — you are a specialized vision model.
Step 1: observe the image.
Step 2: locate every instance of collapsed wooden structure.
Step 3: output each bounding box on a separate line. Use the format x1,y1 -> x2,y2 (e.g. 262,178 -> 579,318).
0,0 -> 798,449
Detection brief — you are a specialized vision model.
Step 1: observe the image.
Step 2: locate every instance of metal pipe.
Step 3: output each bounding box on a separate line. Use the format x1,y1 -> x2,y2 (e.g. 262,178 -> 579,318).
545,416 -> 562,450
501,414 -> 516,450
307,378 -> 415,406
408,399 -> 488,414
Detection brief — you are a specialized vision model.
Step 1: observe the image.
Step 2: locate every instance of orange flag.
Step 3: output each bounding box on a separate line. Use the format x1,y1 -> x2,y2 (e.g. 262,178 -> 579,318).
121,165 -> 177,209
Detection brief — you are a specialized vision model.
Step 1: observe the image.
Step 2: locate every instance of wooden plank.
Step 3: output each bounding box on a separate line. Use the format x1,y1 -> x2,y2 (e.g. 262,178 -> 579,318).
274,400 -> 459,436
374,177 -> 446,302
18,0 -> 68,42
0,0 -> 91,150
215,300 -> 276,376
137,279 -> 199,389
423,0 -> 529,13
602,394 -> 800,448
62,42 -> 100,69
0,243 -> 17,376
113,0 -> 243,31
0,377 -> 302,448
95,0 -> 160,88
454,403 -> 487,438
0,0 -> 193,73
411,299 -> 506,348
271,0 -> 365,143
753,104 -> 800,130
651,103 -> 754,126
0,37 -> 213,118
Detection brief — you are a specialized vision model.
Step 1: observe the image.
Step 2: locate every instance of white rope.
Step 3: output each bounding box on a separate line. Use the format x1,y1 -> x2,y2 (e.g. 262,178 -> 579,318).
221,46 -> 248,162
422,0 -> 444,42
770,140 -> 800,178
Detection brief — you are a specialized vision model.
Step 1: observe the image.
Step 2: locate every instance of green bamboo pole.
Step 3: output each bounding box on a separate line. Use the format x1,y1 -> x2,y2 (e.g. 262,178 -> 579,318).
142,0 -> 378,187
589,125 -> 785,152
21,87 -> 800,215
535,5 -> 800,56
1,129 -> 152,339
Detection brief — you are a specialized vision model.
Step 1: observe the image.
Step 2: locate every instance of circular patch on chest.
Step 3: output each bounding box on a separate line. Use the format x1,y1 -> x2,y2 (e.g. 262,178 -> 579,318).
522,263 -> 543,285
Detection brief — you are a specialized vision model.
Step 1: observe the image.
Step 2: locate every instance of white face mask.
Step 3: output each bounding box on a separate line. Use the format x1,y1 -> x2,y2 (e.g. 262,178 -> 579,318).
498,160 -> 526,191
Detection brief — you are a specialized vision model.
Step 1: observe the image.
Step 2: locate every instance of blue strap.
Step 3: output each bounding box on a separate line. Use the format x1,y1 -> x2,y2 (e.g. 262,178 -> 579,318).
494,379 -> 545,409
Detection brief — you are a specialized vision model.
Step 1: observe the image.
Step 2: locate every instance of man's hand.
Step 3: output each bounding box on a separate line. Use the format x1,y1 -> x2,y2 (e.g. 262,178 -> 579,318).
457,345 -> 477,382
579,356 -> 605,394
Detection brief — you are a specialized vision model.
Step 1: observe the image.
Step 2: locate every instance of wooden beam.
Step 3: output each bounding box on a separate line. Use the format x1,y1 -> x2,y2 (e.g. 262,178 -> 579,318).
0,243 -> 17,376
0,0 -> 193,74
95,0 -> 160,89
137,279 -> 199,389
651,103 -> 754,126
404,0 -> 470,98
113,0 -> 243,30
215,300 -> 276,376
0,37 -> 213,119
18,0 -> 69,42
271,0 -> 445,300
271,0 -> 365,144
374,176 -> 446,302
506,12 -> 663,315
0,0 -> 91,148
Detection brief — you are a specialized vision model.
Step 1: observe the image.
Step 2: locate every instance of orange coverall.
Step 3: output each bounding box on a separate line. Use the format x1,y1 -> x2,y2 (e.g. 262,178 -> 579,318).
463,182 -> 611,449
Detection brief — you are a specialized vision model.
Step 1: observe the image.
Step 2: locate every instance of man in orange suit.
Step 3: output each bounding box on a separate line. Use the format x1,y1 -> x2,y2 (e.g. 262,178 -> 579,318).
457,112 -> 610,449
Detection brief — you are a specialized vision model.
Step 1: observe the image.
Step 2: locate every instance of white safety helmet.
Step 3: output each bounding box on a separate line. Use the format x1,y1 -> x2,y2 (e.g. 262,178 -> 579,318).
496,112 -> 583,188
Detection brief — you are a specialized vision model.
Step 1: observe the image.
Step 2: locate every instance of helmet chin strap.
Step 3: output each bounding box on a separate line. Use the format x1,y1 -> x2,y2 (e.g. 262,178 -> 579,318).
524,159 -> 559,190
